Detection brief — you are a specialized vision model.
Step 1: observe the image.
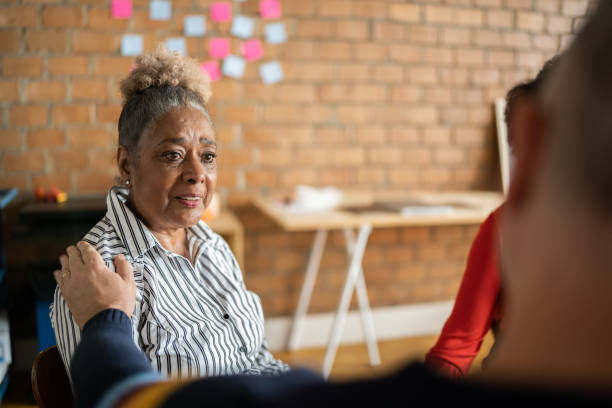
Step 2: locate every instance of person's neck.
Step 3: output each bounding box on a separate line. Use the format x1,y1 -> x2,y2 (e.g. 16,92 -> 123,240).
151,228 -> 190,262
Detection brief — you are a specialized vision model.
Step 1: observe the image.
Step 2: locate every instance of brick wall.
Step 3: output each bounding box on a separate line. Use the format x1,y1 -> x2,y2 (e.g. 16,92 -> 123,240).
1,0 -> 589,317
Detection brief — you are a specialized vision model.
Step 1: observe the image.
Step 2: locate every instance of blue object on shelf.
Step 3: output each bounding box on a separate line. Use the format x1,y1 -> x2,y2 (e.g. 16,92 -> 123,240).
36,300 -> 56,352
0,373 -> 9,404
0,188 -> 17,210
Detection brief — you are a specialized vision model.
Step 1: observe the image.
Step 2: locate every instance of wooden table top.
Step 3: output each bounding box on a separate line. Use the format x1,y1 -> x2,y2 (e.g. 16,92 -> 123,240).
254,190 -> 504,232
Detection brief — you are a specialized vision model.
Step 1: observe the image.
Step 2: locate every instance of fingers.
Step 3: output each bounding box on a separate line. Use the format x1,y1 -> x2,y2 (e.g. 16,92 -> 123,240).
66,245 -> 84,271
53,269 -> 62,286
76,241 -> 103,267
114,254 -> 135,285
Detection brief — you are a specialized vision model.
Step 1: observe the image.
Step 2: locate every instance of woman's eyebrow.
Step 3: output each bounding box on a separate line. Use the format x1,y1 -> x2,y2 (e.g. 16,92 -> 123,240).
157,137 -> 217,146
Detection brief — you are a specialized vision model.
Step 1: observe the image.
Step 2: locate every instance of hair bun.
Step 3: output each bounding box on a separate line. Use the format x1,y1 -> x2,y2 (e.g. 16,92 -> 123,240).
120,44 -> 212,106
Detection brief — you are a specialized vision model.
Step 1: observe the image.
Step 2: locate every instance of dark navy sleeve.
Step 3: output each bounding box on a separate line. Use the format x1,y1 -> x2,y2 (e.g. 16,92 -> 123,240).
71,309 -> 155,408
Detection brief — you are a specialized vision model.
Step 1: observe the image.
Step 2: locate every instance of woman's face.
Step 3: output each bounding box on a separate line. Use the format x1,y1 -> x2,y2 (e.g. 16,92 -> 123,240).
120,106 -> 217,234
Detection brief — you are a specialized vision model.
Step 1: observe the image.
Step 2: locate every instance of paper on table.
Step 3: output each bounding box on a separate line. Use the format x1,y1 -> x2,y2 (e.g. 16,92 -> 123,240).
242,39 -> 263,61
111,0 -> 132,19
260,0 -> 282,19
400,206 -> 455,216
279,185 -> 343,213
208,37 -> 230,58
211,2 -> 232,22
200,61 -> 221,81
184,15 -> 206,37
264,22 -> 287,44
260,61 -> 284,84
231,15 -> 255,39
150,0 -> 171,20
121,34 -> 143,56
165,37 -> 187,56
222,55 -> 246,78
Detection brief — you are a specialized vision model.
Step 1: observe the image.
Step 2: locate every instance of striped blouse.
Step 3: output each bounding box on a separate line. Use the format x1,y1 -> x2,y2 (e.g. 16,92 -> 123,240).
51,186 -> 288,378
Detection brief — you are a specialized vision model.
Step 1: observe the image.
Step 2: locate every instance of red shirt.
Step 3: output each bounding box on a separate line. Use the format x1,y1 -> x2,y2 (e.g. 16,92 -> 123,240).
425,207 -> 503,378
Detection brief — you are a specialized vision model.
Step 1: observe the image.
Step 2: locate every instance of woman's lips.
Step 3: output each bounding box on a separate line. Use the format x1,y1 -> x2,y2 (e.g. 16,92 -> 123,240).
175,195 -> 202,208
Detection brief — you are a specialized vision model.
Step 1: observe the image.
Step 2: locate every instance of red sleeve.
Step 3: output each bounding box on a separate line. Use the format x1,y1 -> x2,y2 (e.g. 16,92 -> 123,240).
424,208 -> 502,378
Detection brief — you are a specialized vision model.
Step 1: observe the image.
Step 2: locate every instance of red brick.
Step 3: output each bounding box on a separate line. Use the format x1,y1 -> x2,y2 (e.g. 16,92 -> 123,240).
0,6 -> 37,27
26,81 -> 66,102
357,168 -> 385,184
547,16 -> 573,34
95,104 -> 121,124
27,129 -> 66,148
440,27 -> 471,46
31,173 -> 71,193
72,31 -> 117,53
425,87 -> 453,105
42,6 -> 84,28
9,105 -> 48,126
518,11 -> 545,32
353,0 -> 387,18
335,20 -> 370,40
0,130 -> 21,148
389,167 -> 418,186
534,0 -> 560,12
296,19 -> 333,38
131,10 -> 170,30
503,31 -> 531,49
94,56 -> 133,76
423,127 -> 451,145
258,148 -> 292,167
283,62 -> 335,82
264,105 -> 333,123
368,147 -> 403,165
434,147 -> 465,165
71,79 -> 109,101
2,57 -> 43,77
505,0 -> 532,9
374,22 -> 404,41
474,29 -> 502,47
486,9 -> 514,28
562,0 -> 588,17
389,3 -> 421,23
316,42 -> 352,61
389,45 -> 420,62
69,128 -> 114,147
282,0 -> 315,16
374,65 -> 403,83
25,29 -> 66,52
4,150 -> 45,172
75,171 -> 114,192
331,147 -> 364,166
408,67 -> 437,85
317,0 -> 353,17
533,34 -> 559,51
52,104 -> 91,124
87,8 -> 129,30
0,29 -> 19,52
0,81 -> 18,101
49,56 -> 90,76
280,168 -> 317,186
245,170 -> 279,187
407,25 -> 438,44
218,149 -> 253,167
222,105 -> 258,123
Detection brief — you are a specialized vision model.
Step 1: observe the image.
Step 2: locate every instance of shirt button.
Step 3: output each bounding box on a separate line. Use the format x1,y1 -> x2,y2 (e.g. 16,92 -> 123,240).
239,346 -> 247,353
223,313 -> 230,319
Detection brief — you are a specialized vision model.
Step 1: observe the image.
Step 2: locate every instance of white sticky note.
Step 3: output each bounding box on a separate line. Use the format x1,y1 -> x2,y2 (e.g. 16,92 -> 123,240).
222,55 -> 246,78
260,61 -> 284,84
230,15 -> 255,39
150,0 -> 171,20
265,22 -> 287,44
184,15 -> 206,37
165,37 -> 187,56
121,34 -> 143,56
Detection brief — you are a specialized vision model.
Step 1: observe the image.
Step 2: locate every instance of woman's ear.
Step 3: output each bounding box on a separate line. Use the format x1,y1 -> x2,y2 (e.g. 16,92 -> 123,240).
117,146 -> 132,184
506,100 -> 547,210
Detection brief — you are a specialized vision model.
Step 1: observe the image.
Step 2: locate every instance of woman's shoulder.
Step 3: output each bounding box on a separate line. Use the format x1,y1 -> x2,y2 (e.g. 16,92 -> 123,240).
81,216 -> 127,262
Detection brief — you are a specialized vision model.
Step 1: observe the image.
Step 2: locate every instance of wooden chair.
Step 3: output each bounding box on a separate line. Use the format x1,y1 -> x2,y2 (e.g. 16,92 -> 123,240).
31,345 -> 74,408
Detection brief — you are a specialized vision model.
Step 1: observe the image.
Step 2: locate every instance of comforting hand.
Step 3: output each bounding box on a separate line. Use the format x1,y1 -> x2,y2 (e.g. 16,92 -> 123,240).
53,241 -> 136,329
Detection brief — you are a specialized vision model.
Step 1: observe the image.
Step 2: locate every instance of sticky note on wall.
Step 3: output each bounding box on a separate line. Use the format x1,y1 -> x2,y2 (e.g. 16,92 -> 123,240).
260,61 -> 283,84
201,61 -> 221,82
231,15 -> 255,39
260,0 -> 281,19
211,2 -> 232,22
209,38 -> 230,59
242,39 -> 263,61
222,55 -> 246,78
111,0 -> 132,19
121,34 -> 143,56
165,37 -> 187,56
184,16 -> 206,37
265,22 -> 287,44
150,0 -> 171,20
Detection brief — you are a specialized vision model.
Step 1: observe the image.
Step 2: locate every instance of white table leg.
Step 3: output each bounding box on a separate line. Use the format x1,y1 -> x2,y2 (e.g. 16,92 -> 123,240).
322,224 -> 372,378
344,228 -> 381,367
287,229 -> 328,351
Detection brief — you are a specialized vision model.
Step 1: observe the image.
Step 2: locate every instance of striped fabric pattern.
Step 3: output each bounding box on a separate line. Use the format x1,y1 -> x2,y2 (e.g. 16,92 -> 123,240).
51,187 -> 289,378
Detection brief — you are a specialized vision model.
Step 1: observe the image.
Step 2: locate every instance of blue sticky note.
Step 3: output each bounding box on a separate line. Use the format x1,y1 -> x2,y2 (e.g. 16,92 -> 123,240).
184,15 -> 206,37
260,61 -> 283,84
121,34 -> 143,56
230,15 -> 255,39
150,0 -> 171,20
265,22 -> 287,44
222,55 -> 246,78
166,37 -> 187,56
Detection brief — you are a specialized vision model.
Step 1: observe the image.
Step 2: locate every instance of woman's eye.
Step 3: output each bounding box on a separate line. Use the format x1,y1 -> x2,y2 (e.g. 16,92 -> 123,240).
163,151 -> 182,161
203,153 -> 217,163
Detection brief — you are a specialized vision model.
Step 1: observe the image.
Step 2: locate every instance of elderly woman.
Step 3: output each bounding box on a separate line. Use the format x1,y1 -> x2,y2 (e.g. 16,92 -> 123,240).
51,47 -> 288,378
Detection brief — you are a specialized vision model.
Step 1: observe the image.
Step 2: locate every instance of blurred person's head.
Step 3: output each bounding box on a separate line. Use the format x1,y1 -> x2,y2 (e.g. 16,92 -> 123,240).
488,1 -> 612,389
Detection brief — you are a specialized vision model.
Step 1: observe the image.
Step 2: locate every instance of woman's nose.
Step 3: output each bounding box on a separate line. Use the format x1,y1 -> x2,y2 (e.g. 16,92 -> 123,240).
182,154 -> 206,184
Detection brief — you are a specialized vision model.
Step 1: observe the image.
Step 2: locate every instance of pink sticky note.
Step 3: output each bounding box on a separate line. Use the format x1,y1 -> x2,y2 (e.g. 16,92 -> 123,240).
241,39 -> 263,62
111,0 -> 132,19
211,2 -> 232,22
201,61 -> 221,81
209,38 -> 230,59
260,0 -> 281,19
